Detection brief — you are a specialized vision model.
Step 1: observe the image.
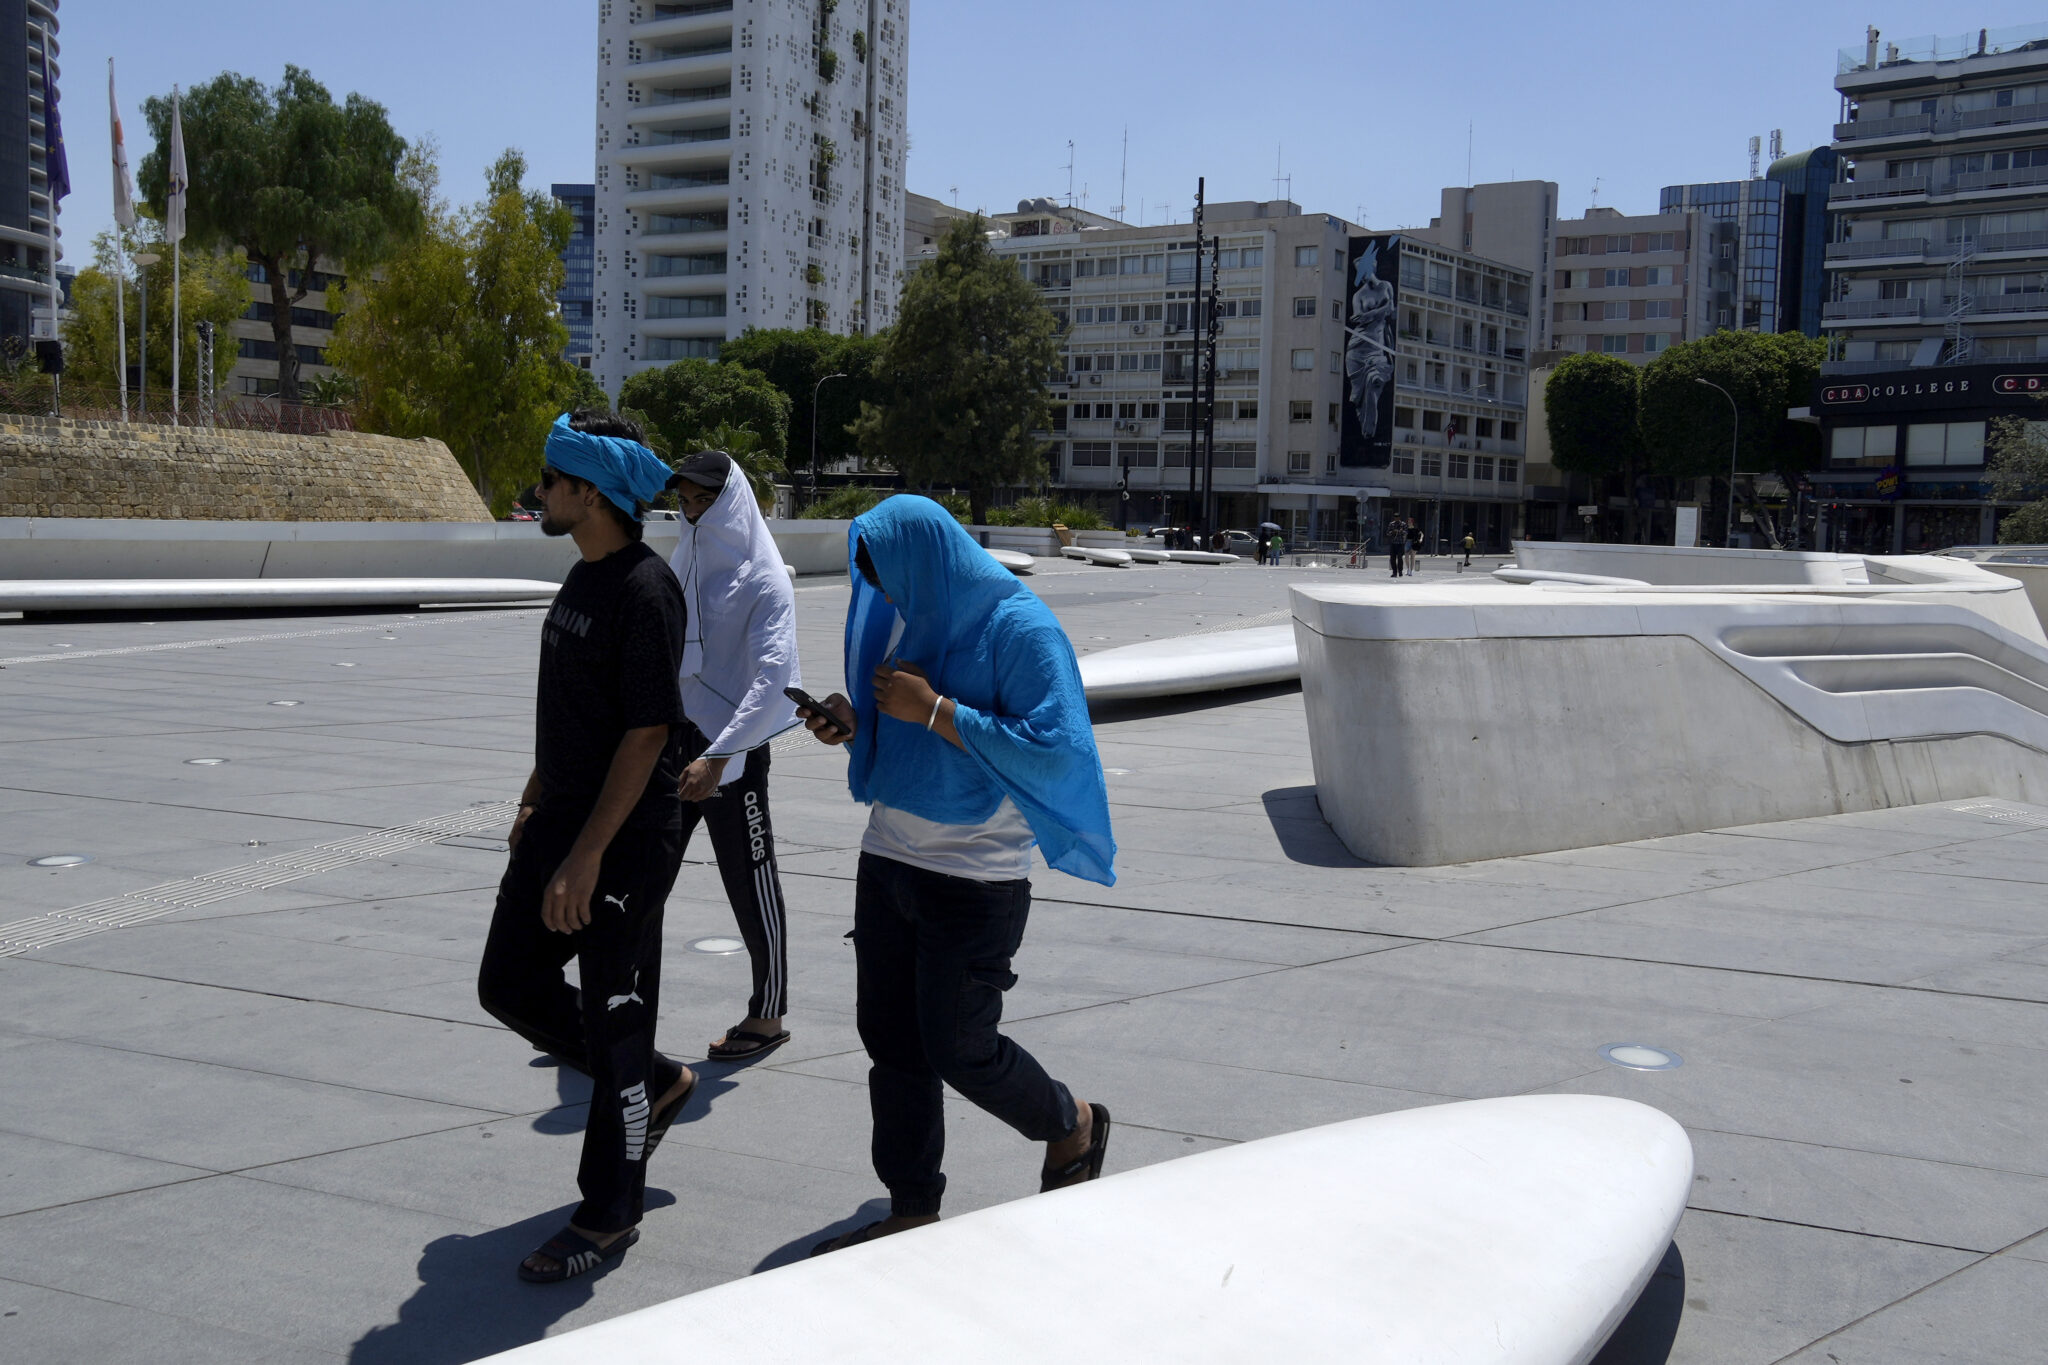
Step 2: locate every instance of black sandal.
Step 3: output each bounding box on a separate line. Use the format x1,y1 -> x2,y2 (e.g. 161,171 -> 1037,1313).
708,1026 -> 790,1061
643,1066 -> 698,1159
517,1225 -> 638,1283
1040,1102 -> 1112,1192
810,1219 -> 903,1258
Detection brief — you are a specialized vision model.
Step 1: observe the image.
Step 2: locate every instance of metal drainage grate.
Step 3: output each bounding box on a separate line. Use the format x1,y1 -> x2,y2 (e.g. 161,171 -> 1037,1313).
1951,801 -> 2048,829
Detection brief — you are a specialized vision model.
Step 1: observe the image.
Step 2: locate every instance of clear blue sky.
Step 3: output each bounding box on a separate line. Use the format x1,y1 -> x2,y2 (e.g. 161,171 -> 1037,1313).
54,0 -> 2048,262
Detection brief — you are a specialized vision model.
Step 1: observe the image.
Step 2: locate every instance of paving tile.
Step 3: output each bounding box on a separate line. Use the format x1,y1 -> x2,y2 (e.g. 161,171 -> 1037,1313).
1776,1253 -> 2046,1364
0,1277 -> 339,1365
0,1131 -> 212,1217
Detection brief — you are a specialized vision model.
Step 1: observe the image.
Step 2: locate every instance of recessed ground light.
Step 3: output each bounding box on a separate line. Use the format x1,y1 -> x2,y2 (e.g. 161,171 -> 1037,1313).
687,936 -> 745,955
269,700 -> 301,707
333,662 -> 356,668
1102,767 -> 1132,775
184,757 -> 229,766
27,854 -> 91,867
1600,1043 -> 1682,1071
245,840 -> 265,847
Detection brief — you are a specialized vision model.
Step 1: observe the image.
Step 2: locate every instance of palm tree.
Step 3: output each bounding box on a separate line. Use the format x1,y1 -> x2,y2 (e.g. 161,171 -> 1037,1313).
691,422 -> 786,514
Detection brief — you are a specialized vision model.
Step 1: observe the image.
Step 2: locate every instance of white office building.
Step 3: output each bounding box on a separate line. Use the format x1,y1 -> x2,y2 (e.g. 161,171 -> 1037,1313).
915,199 -> 1531,548
592,0 -> 906,394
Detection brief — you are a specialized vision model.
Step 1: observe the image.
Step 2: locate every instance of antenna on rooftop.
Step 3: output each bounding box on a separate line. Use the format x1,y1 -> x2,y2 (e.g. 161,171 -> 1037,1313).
1769,128 -> 1784,161
1466,121 -> 1473,186
1110,127 -> 1128,221
1589,177 -> 1601,210
1748,135 -> 1761,179
1273,145 -> 1291,204
1063,140 -> 1076,209
950,184 -> 958,208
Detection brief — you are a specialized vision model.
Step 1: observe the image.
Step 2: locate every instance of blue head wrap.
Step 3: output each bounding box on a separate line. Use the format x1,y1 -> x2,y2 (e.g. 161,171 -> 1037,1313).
542,413 -> 673,517
843,496 -> 1116,885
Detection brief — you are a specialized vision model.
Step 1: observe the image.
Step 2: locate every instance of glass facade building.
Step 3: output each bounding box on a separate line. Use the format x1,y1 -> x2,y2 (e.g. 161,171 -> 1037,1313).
1766,146 -> 1839,337
1659,179 -> 1787,333
551,183 -> 594,369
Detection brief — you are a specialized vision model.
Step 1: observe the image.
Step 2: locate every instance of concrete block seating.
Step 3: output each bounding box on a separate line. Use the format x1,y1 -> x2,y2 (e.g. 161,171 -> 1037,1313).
1296,543 -> 2048,865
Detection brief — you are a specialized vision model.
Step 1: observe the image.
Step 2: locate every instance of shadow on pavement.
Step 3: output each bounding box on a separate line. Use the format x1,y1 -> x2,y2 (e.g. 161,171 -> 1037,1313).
348,1193 -> 676,1365
526,1053 -> 741,1135
1590,1240 -> 1685,1364
1260,786 -> 1372,868
750,1198 -> 892,1274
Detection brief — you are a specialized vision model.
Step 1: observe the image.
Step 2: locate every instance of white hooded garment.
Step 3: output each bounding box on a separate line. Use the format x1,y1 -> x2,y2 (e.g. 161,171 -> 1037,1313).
667,467 -> 802,781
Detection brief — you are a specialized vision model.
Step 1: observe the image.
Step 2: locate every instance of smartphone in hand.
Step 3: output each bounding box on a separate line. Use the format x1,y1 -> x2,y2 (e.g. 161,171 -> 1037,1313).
785,686 -> 851,737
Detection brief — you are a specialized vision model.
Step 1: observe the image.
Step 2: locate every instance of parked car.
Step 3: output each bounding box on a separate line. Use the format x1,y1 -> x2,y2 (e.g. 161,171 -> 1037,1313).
1221,529 -> 1258,551
504,508 -> 539,522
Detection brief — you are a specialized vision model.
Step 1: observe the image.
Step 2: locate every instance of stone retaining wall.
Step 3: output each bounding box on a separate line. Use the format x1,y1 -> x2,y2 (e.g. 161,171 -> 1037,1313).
0,416 -> 490,521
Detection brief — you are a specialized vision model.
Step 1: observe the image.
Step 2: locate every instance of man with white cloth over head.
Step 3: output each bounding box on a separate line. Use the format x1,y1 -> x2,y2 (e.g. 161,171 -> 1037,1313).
666,450 -> 803,1060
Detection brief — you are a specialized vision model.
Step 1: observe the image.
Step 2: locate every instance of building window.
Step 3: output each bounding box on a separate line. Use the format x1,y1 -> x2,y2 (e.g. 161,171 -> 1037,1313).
1241,299 -> 1262,316
1905,420 -> 1987,467
1119,353 -> 1140,371
1119,304 -> 1141,322
1602,335 -> 1628,354
1094,403 -> 1113,419
1606,235 -> 1631,253
1501,421 -> 1518,441
1070,441 -> 1113,467
1648,232 -> 1677,252
1236,401 -> 1259,420
1165,443 -> 1189,467
1293,296 -> 1317,317
1142,353 -> 1161,371
1645,266 -> 1675,286
1288,449 -> 1312,473
1329,402 -> 1339,427
1472,456 -> 1495,480
1602,268 -> 1630,287
1603,300 -> 1630,320
1295,246 -> 1319,268
1143,303 -> 1164,321
1422,411 -> 1443,432
1326,454 -> 1337,473
1448,452 -> 1470,479
1643,333 -> 1671,354
1119,442 -> 1159,467
1240,247 -> 1263,267
1394,406 -> 1415,429
1117,402 -> 1138,420
1330,351 -> 1341,373
1420,452 -> 1442,477
1290,400 -> 1313,423
1645,299 -> 1674,318
1290,348 -> 1314,370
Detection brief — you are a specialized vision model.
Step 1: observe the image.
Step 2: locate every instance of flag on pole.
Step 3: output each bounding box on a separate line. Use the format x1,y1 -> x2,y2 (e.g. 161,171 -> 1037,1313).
164,85 -> 187,245
109,60 -> 133,229
41,30 -> 69,203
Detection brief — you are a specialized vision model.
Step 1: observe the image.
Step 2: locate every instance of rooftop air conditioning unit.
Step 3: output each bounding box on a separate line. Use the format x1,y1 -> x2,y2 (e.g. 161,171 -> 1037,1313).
1089,374 -> 1102,385
1132,323 -> 1148,335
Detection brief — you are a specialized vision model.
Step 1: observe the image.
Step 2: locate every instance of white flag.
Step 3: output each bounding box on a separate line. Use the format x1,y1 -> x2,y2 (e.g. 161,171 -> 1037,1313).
109,59 -> 135,230
164,85 -> 187,245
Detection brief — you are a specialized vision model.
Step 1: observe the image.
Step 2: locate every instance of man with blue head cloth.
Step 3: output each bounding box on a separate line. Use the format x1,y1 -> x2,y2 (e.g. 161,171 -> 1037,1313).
798,495 -> 1118,1256
478,409 -> 700,1282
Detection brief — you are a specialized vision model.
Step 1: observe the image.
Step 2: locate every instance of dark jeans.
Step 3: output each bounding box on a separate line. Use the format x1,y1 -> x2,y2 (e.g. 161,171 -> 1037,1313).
477,807 -> 685,1233
680,733 -> 789,1019
1390,548 -> 1405,576
853,851 -> 1077,1217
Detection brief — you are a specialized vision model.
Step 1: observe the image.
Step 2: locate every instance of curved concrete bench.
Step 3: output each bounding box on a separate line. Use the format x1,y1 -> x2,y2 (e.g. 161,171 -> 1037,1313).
1079,625 -> 1298,701
0,578 -> 559,613
1294,578 -> 2048,864
1060,544 -> 1133,568
479,1095 -> 1691,1365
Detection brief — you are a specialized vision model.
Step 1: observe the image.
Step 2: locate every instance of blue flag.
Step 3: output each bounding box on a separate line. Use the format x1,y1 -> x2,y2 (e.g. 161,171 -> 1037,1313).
41,35 -> 68,202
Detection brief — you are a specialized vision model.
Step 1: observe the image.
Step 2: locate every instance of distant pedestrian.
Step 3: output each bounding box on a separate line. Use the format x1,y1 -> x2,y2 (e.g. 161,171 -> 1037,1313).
1462,532 -> 1476,567
1405,524 -> 1421,576
1254,533 -> 1267,566
1388,518 -> 1406,577
478,410 -> 694,1284
1268,531 -> 1284,565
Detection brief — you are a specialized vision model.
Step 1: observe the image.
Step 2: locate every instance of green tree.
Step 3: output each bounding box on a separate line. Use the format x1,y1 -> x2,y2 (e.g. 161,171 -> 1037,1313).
327,149 -> 583,515
1543,353 -> 1643,540
618,357 -> 791,464
1639,330 -> 1825,538
716,327 -> 886,484
138,65 -> 423,404
1987,415 -> 2048,544
683,422 -> 786,514
61,224 -> 247,402
853,215 -> 1060,523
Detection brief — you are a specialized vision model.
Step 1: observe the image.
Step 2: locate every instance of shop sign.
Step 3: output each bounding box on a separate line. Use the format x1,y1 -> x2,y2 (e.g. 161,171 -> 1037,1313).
1873,466 -> 1903,501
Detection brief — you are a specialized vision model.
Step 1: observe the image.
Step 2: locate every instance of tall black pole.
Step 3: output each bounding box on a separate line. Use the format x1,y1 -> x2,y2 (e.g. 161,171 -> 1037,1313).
1186,179 -> 1203,530
1201,235 -> 1221,537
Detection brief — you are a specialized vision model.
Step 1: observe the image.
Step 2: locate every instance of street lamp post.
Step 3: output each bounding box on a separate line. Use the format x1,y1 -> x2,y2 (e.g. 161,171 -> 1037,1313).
131,251 -> 161,421
1695,376 -> 1739,547
811,370 -> 848,507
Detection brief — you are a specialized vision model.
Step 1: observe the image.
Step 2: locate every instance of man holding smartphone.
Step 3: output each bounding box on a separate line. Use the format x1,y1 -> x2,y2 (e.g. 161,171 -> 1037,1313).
666,449 -> 803,1061
477,411 -> 697,1283
796,496 -> 1118,1255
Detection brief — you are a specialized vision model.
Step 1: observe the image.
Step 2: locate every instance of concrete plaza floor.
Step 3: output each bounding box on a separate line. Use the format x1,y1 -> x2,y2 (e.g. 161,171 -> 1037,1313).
1,551 -> 2044,1363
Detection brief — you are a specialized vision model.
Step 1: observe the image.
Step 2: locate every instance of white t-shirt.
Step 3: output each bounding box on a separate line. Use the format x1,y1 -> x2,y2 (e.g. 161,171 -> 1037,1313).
863,796 -> 1037,882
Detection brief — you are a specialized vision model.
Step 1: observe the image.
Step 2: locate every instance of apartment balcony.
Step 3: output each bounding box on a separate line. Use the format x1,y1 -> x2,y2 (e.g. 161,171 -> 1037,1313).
1822,298 -> 1931,322
627,43 -> 734,87
640,315 -> 727,340
1829,175 -> 1930,205
1826,238 -> 1939,265
638,230 -> 729,255
1839,101 -> 2048,148
1833,112 -> 1938,144
1974,292 -> 2048,318
639,253 -> 728,295
614,137 -> 731,172
630,1 -> 734,42
624,176 -> 732,214
626,86 -> 731,126
1949,164 -> 2048,197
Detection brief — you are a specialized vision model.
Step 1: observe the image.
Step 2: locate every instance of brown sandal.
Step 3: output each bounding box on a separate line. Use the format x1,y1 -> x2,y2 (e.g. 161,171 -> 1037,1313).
1040,1102 -> 1112,1192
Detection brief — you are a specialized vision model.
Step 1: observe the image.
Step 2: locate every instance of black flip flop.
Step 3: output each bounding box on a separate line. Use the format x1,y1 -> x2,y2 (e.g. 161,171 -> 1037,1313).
642,1067 -> 698,1159
809,1218 -> 901,1258
708,1026 -> 790,1062
517,1225 -> 638,1283
1040,1102 -> 1112,1192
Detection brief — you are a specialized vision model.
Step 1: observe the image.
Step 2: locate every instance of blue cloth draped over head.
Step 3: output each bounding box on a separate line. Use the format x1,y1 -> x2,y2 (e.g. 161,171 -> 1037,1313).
843,496 -> 1116,886
543,413 -> 674,517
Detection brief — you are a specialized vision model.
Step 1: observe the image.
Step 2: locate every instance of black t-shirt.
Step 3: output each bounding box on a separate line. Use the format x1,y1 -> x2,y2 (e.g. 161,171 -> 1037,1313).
535,541 -> 687,828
